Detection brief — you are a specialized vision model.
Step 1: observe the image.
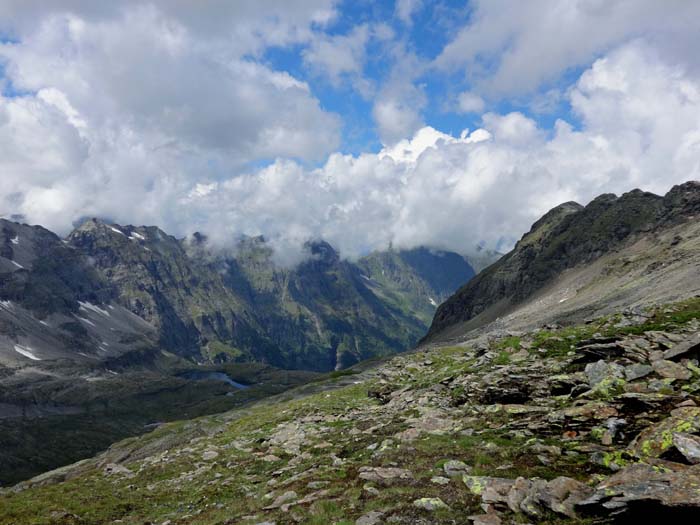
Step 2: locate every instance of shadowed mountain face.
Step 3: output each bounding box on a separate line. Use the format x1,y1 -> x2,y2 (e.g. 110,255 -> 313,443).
356,247 -> 477,327
0,215 -> 479,374
0,219 -> 158,367
426,181 -> 700,341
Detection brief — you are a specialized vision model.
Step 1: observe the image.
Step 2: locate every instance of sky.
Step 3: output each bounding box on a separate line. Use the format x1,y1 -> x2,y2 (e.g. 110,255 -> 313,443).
0,0 -> 699,264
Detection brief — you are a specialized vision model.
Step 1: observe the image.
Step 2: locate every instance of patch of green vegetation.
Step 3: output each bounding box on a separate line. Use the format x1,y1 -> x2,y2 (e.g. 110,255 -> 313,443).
327,369 -> 361,380
495,335 -> 521,350
203,340 -> 243,360
604,296 -> 700,337
494,350 -> 512,365
533,325 -> 598,358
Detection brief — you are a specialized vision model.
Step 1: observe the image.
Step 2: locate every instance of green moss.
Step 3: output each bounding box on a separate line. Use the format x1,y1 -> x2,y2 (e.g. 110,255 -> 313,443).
494,350 -> 512,365
494,336 -> 521,351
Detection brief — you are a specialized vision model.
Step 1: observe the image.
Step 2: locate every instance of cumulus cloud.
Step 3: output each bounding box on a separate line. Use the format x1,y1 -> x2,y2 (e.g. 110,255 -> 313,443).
456,91 -> 485,114
0,3 -> 340,232
371,43 -> 427,145
0,4 -> 698,267
436,0 -> 700,97
178,41 -> 700,263
302,24 -> 370,86
0,0 -> 337,54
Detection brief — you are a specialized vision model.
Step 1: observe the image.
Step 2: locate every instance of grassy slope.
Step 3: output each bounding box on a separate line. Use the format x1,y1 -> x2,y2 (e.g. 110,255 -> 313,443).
0,362 -> 319,487
3,297 -> 699,524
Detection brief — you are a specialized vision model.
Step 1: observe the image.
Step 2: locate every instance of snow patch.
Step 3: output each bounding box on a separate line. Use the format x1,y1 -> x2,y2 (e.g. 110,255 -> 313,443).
14,344 -> 41,361
129,231 -> 146,241
39,320 -> 49,327
0,300 -> 12,310
109,227 -> 126,236
76,316 -> 96,327
11,260 -> 24,269
79,301 -> 111,317
10,236 -> 19,245
428,297 -> 437,307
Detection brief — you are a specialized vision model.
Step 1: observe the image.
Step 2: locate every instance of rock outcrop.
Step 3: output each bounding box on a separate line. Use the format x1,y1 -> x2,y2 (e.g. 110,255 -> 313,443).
427,182 -> 700,341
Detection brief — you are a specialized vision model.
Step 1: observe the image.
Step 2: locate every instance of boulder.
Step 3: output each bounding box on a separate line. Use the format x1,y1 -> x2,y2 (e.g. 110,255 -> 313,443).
464,475 -> 592,518
263,490 -> 297,510
576,463 -> 700,517
443,459 -> 471,478
624,363 -> 653,381
663,333 -> 700,361
355,511 -> 384,525
413,497 -> 449,511
672,432 -> 700,464
201,450 -> 219,461
358,467 -> 414,486
467,515 -> 502,525
585,360 -> 625,396
629,407 -> 700,459
652,360 -> 692,380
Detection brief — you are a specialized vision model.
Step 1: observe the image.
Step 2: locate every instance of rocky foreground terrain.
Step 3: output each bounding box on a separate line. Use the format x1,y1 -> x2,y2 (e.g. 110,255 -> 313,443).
2,297 -> 700,524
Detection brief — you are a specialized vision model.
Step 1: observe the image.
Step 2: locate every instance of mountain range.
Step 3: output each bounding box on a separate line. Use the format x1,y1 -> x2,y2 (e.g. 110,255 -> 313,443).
0,217 -> 487,373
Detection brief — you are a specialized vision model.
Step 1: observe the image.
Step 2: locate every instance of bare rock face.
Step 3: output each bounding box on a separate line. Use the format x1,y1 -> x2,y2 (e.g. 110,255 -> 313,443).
652,359 -> 692,380
672,433 -> 700,464
663,333 -> 700,361
463,474 -> 592,519
358,467 -> 414,486
426,182 -> 700,341
628,407 -> 700,460
576,463 -> 700,518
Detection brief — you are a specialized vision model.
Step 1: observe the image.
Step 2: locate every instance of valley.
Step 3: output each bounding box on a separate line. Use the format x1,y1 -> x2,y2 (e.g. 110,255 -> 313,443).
0,217 -> 484,486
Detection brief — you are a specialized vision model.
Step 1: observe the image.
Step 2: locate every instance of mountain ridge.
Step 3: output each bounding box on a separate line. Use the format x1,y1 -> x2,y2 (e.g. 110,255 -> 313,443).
426,182 -> 700,342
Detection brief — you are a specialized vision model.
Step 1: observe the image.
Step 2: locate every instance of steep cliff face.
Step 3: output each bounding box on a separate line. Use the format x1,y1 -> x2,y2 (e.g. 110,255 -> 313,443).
0,219 -> 111,317
356,247 -> 476,326
0,219 -> 157,367
189,238 -> 429,371
67,219 -> 274,363
66,221 -> 475,371
426,182 -> 700,341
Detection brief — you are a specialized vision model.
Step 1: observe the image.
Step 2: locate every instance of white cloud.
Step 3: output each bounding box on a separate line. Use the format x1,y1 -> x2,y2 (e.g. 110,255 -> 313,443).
1,8 -> 340,161
177,42 -> 700,263
456,91 -> 485,114
0,0 -> 337,55
302,24 -> 370,86
0,5 -> 698,268
0,3 -> 340,231
380,126 -> 490,163
371,43 -> 427,145
436,0 -> 700,97
395,0 -> 423,25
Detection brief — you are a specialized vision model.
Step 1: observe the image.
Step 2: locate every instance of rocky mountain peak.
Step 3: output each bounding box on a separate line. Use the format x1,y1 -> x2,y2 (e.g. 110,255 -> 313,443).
662,180 -> 700,220
426,182 -> 700,342
303,239 -> 340,266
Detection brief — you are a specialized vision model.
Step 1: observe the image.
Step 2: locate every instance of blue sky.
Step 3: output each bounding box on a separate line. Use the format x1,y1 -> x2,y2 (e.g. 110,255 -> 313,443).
264,0 -> 477,154
261,0 -> 584,156
0,0 -> 698,261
